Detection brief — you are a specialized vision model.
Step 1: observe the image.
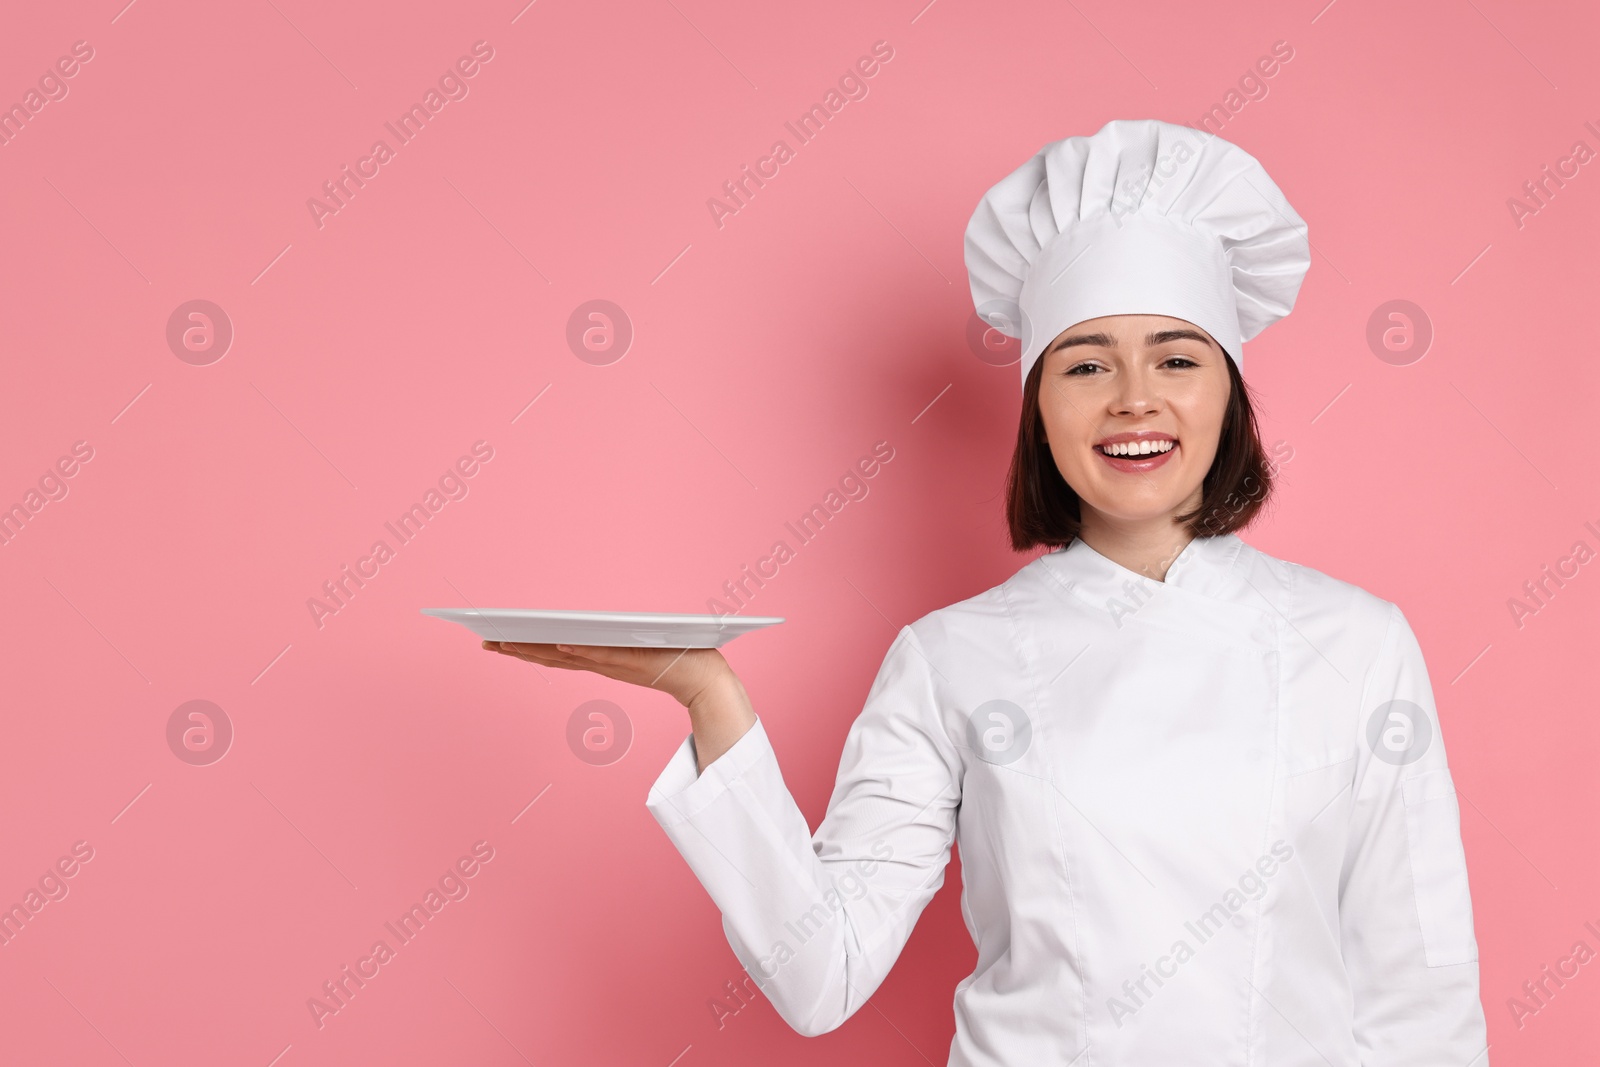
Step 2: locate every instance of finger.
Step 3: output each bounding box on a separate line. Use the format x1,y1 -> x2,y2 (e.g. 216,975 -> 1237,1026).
510,656 -> 588,671
498,641 -> 571,656
495,647 -> 587,670
503,641 -> 620,666
495,642 -> 568,660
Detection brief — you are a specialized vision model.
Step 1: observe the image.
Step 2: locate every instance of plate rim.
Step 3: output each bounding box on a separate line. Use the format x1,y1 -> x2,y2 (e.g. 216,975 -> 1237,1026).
420,607 -> 786,627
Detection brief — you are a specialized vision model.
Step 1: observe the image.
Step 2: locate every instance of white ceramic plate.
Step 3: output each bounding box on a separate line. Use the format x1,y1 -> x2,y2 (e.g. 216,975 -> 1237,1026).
420,607 -> 785,648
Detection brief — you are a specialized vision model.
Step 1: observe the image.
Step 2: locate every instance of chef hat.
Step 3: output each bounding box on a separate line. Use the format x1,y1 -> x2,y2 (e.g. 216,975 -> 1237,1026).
963,118 -> 1310,388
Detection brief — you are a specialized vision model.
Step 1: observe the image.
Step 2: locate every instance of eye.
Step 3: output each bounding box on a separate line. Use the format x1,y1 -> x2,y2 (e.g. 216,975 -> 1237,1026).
1162,355 -> 1200,369
1064,362 -> 1102,376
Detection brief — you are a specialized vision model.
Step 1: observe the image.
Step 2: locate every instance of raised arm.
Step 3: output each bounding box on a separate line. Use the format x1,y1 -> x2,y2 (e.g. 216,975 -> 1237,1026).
645,624 -> 964,1037
1339,602 -> 1489,1067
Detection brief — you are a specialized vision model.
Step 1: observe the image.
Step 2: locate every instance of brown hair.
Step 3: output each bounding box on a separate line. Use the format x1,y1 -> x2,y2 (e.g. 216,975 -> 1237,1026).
1005,350 -> 1276,552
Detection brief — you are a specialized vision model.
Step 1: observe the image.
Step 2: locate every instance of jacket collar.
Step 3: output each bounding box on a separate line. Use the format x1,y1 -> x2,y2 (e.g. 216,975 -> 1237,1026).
1034,531 -> 1248,612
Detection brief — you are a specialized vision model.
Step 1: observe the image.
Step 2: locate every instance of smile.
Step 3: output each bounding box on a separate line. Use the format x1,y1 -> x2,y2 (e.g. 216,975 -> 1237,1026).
1096,440 -> 1175,457
1093,435 -> 1179,473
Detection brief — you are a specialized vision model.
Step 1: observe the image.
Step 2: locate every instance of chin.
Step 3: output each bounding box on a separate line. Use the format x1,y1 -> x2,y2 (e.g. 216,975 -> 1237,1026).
1100,508 -> 1189,526
1081,492 -> 1197,526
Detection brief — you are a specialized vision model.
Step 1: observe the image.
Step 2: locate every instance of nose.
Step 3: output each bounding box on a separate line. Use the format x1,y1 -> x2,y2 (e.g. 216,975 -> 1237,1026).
1109,363 -> 1160,417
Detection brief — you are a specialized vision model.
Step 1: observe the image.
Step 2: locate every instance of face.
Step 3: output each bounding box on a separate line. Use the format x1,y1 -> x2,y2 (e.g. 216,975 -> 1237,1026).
1035,313 -> 1232,531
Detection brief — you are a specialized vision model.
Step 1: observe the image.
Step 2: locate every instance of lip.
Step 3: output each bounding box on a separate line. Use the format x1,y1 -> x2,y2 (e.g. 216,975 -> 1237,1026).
1093,431 -> 1178,474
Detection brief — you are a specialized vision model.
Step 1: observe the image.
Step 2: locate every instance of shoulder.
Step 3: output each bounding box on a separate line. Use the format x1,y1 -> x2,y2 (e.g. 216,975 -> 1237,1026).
1234,538 -> 1407,651
898,566 -> 1028,668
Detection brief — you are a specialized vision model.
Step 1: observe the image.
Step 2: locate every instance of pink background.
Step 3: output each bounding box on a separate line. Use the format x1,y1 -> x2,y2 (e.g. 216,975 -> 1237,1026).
1,0 -> 1595,1063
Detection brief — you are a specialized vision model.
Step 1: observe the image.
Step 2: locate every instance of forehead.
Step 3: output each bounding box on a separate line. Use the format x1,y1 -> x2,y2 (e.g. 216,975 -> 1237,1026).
1062,313 -> 1204,337
1042,314 -> 1220,360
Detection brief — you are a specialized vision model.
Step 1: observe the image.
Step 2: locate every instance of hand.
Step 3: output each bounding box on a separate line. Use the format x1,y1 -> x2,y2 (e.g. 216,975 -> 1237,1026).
483,640 -> 730,709
483,640 -> 758,772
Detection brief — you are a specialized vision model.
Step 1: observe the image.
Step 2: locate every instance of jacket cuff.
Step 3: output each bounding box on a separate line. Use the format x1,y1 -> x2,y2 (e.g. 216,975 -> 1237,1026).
645,717 -> 771,829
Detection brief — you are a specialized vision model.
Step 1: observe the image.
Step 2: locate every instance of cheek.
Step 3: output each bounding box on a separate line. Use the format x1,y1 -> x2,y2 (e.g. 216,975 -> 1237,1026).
1046,437 -> 1091,485
1170,388 -> 1230,455
1038,387 -> 1093,440
1039,403 -> 1086,459
1038,400 -> 1101,493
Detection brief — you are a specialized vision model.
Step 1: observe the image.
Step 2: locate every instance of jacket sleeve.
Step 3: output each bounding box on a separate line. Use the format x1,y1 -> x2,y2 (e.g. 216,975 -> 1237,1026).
644,624 -> 963,1037
1339,602 -> 1490,1067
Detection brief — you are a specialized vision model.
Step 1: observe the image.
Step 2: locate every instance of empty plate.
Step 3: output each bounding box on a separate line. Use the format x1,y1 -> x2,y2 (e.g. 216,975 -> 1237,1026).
420,607 -> 785,648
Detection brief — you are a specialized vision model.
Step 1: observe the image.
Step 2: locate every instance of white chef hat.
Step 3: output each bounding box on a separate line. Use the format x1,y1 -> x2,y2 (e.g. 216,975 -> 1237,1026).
963,118 -> 1310,388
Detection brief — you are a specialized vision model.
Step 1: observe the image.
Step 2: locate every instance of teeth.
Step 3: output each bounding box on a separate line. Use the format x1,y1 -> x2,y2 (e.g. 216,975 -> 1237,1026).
1100,439 -> 1175,456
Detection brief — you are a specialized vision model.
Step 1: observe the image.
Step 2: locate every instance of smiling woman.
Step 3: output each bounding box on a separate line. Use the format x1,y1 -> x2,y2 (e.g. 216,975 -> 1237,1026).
1007,314 -> 1273,560
481,118 -> 1490,1067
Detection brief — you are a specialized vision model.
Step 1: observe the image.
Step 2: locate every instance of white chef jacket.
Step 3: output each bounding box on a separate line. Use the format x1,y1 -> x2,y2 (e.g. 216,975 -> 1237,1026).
645,532 -> 1489,1066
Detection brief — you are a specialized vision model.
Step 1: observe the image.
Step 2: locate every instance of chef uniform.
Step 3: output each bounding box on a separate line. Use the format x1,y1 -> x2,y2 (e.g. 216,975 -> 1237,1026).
645,119 -> 1489,1066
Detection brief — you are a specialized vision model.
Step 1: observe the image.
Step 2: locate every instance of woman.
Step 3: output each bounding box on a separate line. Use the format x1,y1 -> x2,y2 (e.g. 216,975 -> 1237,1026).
488,120 -> 1489,1065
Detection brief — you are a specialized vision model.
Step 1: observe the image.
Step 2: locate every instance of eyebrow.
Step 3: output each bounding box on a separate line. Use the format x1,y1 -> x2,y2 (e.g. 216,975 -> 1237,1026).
1044,328 -> 1216,357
